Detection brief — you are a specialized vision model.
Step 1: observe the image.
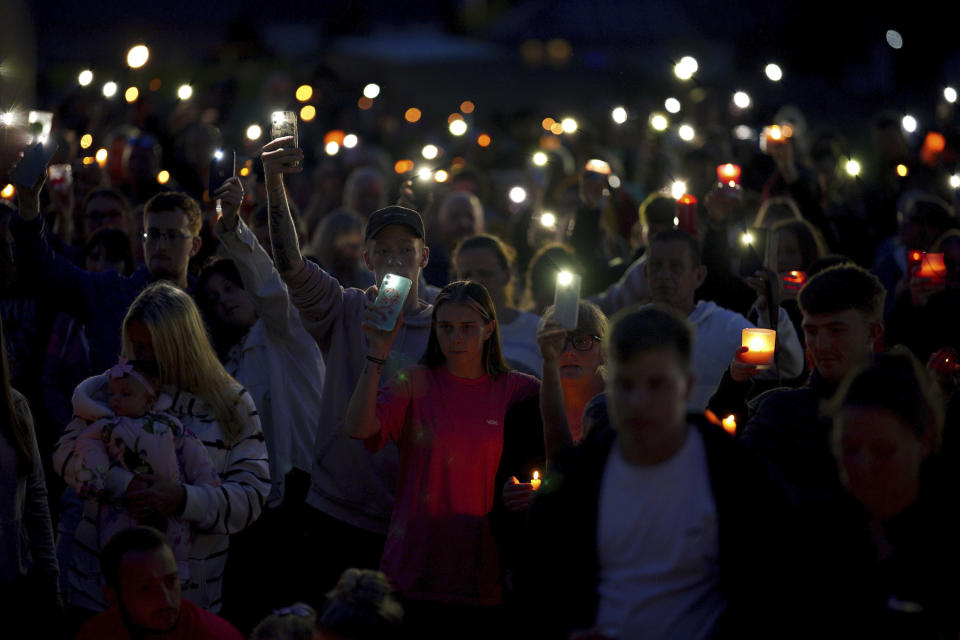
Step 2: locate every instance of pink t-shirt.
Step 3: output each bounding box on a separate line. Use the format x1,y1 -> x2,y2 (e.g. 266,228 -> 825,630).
366,365 -> 540,606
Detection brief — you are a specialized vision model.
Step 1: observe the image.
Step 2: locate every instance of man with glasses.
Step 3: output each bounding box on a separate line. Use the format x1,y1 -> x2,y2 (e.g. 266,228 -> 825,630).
11,173 -> 201,374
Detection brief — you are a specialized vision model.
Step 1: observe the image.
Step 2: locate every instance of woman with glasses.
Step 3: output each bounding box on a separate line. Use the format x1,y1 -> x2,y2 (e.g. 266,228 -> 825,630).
537,301 -> 609,462
345,280 -> 539,636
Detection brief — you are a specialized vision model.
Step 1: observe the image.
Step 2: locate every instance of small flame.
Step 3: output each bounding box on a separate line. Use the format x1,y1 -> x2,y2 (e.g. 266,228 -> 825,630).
722,415 -> 737,435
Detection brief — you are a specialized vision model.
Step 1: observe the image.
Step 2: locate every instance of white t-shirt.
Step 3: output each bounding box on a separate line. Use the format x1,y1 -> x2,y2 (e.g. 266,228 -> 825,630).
499,310 -> 542,377
595,427 -> 725,639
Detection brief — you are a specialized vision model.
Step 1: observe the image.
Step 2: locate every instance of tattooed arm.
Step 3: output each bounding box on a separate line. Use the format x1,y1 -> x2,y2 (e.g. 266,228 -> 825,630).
260,137 -> 305,278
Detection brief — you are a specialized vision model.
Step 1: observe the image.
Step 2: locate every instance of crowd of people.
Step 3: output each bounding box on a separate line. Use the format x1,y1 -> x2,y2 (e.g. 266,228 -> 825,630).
1,50 -> 960,640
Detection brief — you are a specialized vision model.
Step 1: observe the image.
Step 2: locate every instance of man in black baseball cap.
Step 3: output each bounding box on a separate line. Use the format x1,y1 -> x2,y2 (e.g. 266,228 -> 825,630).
364,205 -> 425,242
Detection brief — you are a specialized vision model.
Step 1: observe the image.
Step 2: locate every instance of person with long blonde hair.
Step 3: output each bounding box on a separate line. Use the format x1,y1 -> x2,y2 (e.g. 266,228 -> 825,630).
53,282 -> 269,619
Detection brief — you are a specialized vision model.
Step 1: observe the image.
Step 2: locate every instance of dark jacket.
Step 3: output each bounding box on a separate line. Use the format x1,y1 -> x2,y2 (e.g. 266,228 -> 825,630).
10,214 -> 194,374
741,369 -> 843,508
521,413 -> 794,638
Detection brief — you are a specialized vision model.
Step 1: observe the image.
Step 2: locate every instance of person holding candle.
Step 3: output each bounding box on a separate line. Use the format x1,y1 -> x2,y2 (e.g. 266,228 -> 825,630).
345,280 -> 539,636
643,230 -> 804,411
741,265 -> 886,512
886,229 -> 960,363
523,305 -> 790,638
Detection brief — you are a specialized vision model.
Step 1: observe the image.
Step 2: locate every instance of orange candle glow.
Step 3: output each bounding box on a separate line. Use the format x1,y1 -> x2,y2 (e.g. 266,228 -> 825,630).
918,253 -> 947,284
716,163 -> 741,185
676,194 -> 697,235
782,270 -> 807,291
740,328 -> 776,368
722,414 -> 737,435
531,471 -> 541,491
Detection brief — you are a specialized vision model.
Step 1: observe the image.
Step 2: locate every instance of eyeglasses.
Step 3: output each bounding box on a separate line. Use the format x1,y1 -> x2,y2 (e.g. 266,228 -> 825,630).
564,333 -> 600,351
143,229 -> 194,244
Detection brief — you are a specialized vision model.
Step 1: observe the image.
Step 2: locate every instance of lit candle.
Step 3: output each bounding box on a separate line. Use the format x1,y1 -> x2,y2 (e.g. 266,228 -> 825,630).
781,270 -> 807,291
722,414 -> 737,435
907,250 -> 923,271
917,253 -> 947,285
531,471 -> 541,491
739,328 -> 776,369
675,194 -> 697,235
716,163 -> 741,185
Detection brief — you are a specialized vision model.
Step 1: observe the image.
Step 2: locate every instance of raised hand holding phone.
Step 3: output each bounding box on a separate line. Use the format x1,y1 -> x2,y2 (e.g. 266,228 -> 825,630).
362,275 -> 411,357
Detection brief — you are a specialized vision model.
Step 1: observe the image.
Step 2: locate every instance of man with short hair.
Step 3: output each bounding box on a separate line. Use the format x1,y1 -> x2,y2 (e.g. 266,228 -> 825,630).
423,191 -> 485,287
76,527 -> 242,640
643,230 -> 803,411
742,264 -> 886,506
11,177 -> 201,374
525,305 -> 789,638
259,138 -> 435,599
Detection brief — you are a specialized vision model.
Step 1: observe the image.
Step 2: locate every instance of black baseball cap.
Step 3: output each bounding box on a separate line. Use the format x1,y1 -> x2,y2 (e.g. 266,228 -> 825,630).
364,205 -> 425,241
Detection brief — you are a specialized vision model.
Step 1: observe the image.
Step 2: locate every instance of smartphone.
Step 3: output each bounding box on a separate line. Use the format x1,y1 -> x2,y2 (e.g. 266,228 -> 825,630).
739,227 -> 775,277
208,149 -> 236,196
270,111 -> 300,168
11,141 -> 59,188
370,274 -> 412,331
553,271 -> 582,330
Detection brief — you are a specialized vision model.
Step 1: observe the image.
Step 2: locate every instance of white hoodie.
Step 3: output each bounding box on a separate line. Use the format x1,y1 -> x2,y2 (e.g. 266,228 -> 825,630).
687,300 -> 804,412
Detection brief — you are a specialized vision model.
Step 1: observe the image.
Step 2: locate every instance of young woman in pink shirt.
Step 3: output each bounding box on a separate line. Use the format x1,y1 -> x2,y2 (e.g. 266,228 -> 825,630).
346,280 -> 539,636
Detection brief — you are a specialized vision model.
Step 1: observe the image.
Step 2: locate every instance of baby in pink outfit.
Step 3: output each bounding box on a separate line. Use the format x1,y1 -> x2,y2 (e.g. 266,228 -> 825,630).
65,359 -> 219,578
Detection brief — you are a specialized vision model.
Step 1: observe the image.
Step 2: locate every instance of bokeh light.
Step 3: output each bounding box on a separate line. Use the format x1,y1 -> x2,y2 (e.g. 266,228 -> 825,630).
509,186 -> 527,203
541,117 -> 555,131
95,148 -> 108,165
650,113 -> 668,131
434,170 -> 449,183
561,117 -> 577,133
246,124 -> 262,140
78,69 -> 93,86
394,159 -> 415,174
422,144 -> 439,160
405,108 -> 422,123
177,84 -> 193,100
460,101 -> 475,113
765,63 -> 783,82
611,107 -> 627,124
126,45 -> 149,69
845,159 -> 861,177
533,151 -> 548,166
80,134 -> 93,149
678,124 -> 695,141
300,105 -> 317,121
664,98 -> 681,114
325,141 -> 339,155
1,185 -> 14,199
733,91 -> 751,109
102,81 -> 118,98
343,134 -> 358,148
944,87 -> 958,103
357,96 -> 374,110
886,30 -> 903,49
296,85 -> 313,102
901,114 -> 917,133
477,133 -> 491,147
363,83 -> 380,99
449,119 -> 468,136
124,87 -> 139,103
156,170 -> 170,184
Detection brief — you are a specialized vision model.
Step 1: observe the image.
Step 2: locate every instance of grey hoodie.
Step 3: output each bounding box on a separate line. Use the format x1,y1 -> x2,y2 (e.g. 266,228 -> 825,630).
286,260 -> 433,534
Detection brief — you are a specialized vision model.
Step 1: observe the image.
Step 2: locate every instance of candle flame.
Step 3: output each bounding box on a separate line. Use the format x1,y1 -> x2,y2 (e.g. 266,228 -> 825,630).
532,471 -> 539,481
722,414 -> 737,435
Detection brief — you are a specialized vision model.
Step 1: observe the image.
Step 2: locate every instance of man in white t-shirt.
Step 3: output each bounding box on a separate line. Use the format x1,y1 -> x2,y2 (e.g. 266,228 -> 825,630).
524,305 -> 792,639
